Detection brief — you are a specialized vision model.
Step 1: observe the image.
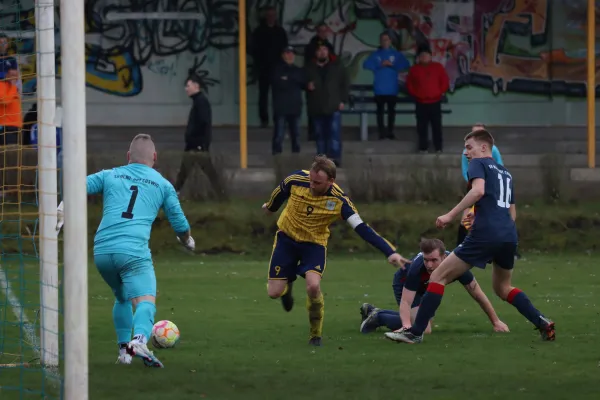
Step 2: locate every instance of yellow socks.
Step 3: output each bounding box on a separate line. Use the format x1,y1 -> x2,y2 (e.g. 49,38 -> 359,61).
306,293 -> 324,338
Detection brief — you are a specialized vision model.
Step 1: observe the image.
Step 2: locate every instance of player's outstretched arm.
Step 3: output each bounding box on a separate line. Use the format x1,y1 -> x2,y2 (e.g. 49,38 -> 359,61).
437,159 -> 489,228
262,172 -> 298,214
162,183 -> 194,251
399,287 -> 417,329
57,170 -> 110,235
339,198 -> 409,266
463,278 -> 509,333
86,170 -> 109,195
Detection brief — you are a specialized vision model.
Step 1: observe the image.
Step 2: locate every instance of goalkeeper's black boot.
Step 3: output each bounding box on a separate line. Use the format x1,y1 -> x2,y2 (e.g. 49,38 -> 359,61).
281,280 -> 294,312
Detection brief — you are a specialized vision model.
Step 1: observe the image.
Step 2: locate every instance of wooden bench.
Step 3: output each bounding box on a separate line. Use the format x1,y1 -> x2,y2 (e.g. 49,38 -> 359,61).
341,84 -> 452,141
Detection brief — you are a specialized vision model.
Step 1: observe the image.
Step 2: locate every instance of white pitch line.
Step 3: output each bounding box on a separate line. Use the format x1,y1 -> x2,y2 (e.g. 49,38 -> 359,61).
0,264 -> 40,359
0,264 -> 61,388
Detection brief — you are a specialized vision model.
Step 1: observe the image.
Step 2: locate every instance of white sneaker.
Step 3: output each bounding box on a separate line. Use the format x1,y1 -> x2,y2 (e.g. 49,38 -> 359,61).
115,353 -> 132,364
127,340 -> 164,368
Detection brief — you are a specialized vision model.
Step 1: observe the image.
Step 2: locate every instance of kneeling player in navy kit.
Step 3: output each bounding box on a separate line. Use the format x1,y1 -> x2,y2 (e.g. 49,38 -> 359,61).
359,238 -> 509,335
387,129 -> 555,344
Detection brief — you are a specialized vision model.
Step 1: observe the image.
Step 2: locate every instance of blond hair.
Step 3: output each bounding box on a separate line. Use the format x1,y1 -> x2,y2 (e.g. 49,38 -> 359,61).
310,154 -> 336,179
129,133 -> 156,164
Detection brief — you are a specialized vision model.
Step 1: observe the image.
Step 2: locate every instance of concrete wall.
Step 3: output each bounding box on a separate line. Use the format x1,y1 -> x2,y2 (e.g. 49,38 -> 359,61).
3,0 -> 599,127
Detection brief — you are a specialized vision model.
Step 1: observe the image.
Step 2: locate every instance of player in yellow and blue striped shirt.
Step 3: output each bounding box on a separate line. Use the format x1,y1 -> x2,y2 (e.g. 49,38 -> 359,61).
262,155 -> 410,345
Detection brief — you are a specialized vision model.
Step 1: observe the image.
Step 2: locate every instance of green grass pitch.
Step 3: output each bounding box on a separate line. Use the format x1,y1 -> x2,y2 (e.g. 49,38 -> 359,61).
1,253 -> 599,399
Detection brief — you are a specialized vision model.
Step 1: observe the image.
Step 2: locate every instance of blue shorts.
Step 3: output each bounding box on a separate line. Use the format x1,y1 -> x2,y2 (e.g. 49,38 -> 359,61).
268,231 -> 327,281
454,236 -> 517,270
94,253 -> 156,302
392,269 -> 423,308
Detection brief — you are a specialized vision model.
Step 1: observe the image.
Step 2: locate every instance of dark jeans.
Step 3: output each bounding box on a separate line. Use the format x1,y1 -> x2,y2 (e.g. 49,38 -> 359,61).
174,149 -> 226,200
272,115 -> 300,155
258,73 -> 271,125
415,101 -> 443,151
313,111 -> 342,164
375,95 -> 397,138
307,115 -> 315,141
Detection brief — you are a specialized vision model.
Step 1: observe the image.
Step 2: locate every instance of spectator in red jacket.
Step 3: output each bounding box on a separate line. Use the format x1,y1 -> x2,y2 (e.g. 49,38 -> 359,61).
406,49 -> 449,153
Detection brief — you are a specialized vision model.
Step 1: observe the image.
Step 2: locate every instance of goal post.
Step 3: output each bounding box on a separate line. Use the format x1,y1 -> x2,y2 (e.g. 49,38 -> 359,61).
59,0 -> 89,398
36,0 -> 59,370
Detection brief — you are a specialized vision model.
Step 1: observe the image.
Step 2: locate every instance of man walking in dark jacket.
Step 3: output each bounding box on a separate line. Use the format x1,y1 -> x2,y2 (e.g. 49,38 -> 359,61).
305,43 -> 349,166
251,6 -> 288,128
174,74 -> 224,199
271,46 -> 305,155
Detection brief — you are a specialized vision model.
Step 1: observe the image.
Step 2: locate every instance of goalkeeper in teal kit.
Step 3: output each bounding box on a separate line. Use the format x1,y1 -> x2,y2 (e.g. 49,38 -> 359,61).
57,134 -> 195,368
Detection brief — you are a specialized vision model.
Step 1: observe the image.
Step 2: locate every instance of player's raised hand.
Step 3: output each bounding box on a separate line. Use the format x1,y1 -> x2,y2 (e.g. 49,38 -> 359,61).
388,253 -> 410,268
493,320 -> 510,333
436,213 -> 453,229
262,203 -> 273,215
56,201 -> 64,236
177,235 -> 195,251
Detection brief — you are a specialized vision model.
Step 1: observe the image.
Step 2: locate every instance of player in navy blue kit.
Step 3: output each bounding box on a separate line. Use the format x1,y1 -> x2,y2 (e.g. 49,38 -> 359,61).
359,238 -> 509,335
388,129 -> 555,344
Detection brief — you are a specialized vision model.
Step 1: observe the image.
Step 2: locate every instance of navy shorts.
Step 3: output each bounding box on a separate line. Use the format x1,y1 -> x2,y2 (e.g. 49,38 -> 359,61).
454,236 -> 517,270
268,231 -> 327,280
392,269 -> 424,308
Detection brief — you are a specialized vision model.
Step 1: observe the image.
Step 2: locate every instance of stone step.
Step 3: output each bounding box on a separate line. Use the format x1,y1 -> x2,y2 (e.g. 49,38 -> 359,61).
89,149 -> 588,169
204,166 -> 584,199
86,125 -> 595,143
86,135 -> 600,157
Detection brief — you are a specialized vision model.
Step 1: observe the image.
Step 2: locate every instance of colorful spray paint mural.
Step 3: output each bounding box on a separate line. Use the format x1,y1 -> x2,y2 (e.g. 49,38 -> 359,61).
279,0 -> 600,97
2,0 -> 598,99
0,0 -> 598,126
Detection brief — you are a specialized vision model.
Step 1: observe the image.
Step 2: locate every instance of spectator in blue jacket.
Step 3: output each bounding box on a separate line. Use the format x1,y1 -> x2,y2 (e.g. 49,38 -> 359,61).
461,123 -> 504,181
362,32 -> 409,140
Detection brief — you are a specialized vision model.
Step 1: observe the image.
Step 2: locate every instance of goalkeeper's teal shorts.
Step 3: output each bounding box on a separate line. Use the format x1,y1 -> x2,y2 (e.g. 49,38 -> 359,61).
94,253 -> 156,301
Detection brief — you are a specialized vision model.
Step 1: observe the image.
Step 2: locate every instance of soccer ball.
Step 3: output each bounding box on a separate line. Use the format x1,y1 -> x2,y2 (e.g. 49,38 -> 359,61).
151,320 -> 180,349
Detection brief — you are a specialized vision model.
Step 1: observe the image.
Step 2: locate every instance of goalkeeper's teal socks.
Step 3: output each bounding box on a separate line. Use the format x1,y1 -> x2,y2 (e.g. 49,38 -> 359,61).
132,301 -> 156,343
113,300 -> 133,345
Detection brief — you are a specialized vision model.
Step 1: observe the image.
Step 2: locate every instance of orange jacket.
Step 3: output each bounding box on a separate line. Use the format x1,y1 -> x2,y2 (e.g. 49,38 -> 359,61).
0,81 -> 22,128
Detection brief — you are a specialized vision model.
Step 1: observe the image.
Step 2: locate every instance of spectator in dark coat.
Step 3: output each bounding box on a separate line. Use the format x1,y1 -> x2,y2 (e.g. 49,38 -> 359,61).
271,46 -> 306,155
303,23 -> 335,66
305,43 -> 349,166
174,74 -> 225,199
303,23 -> 335,141
251,6 -> 288,128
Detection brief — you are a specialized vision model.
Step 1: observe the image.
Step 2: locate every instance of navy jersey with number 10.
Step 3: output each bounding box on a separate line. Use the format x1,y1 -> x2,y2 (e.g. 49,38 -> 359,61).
87,163 -> 190,259
467,157 -> 517,243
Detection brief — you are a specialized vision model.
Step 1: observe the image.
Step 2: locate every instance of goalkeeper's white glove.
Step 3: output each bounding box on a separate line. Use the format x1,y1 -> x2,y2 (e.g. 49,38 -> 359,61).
56,201 -> 64,235
177,235 -> 195,251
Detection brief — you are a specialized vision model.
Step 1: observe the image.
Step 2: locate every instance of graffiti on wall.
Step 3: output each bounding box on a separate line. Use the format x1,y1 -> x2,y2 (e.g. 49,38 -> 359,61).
279,0 -> 600,97
0,0 -> 599,99
84,0 -> 239,96
0,0 -> 240,96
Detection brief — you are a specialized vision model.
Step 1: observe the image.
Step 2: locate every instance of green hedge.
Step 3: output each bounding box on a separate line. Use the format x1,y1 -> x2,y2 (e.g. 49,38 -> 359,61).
84,201 -> 600,256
